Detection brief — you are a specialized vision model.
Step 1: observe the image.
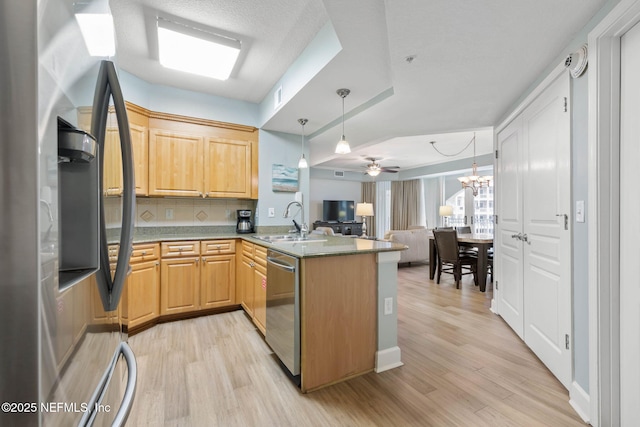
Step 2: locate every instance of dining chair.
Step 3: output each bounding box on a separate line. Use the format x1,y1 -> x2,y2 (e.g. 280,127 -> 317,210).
433,228 -> 478,289
455,226 -> 477,256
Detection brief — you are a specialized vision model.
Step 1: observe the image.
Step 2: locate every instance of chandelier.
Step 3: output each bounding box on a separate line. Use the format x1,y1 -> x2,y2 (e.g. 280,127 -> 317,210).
430,132 -> 492,197
457,133 -> 492,196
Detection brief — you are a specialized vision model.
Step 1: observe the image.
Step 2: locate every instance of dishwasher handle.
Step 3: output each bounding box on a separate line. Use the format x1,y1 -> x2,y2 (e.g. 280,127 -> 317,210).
267,256 -> 296,272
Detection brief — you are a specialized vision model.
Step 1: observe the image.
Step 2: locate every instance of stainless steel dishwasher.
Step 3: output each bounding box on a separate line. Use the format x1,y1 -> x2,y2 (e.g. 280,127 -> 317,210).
265,249 -> 300,377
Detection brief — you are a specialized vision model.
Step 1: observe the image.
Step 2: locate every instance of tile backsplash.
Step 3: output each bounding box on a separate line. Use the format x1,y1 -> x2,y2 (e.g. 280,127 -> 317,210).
135,198 -> 255,227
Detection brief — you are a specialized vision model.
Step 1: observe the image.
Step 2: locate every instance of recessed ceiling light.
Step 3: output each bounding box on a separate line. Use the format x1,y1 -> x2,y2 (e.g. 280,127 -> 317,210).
157,18 -> 241,80
74,1 -> 116,57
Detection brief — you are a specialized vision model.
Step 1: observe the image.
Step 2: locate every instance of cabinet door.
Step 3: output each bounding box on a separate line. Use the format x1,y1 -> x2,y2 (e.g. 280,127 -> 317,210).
130,122 -> 148,196
239,254 -> 254,316
104,121 -> 123,196
200,254 -> 236,309
204,138 -> 253,198
253,263 -> 267,335
160,257 -> 200,315
126,259 -> 160,328
149,129 -> 204,197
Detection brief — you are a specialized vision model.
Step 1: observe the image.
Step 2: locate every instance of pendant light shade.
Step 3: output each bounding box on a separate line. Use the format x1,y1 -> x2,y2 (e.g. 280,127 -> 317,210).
335,88 -> 351,154
297,118 -> 308,169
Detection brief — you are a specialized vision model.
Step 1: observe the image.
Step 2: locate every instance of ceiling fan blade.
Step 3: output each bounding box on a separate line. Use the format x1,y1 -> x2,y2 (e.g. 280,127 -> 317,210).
380,168 -> 399,173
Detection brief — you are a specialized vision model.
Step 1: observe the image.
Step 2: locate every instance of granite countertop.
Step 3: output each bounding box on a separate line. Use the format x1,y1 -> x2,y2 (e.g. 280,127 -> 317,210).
243,235 -> 407,259
120,227 -> 406,259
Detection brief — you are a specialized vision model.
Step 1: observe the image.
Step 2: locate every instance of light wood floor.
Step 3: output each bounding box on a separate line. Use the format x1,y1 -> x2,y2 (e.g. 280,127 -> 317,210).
127,264 -> 586,426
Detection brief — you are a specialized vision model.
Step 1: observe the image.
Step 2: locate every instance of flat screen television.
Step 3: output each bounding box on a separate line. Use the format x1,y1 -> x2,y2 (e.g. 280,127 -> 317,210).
322,200 -> 355,222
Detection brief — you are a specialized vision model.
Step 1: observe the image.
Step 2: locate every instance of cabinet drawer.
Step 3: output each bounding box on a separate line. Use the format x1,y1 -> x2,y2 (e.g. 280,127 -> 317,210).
242,241 -> 254,258
130,243 -> 160,263
161,241 -> 200,257
201,240 -> 236,255
254,244 -> 268,267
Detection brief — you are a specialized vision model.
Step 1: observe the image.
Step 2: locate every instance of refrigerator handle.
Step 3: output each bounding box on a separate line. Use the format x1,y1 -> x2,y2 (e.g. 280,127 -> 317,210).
91,60 -> 135,312
112,342 -> 138,427
78,342 -> 137,427
106,60 -> 135,311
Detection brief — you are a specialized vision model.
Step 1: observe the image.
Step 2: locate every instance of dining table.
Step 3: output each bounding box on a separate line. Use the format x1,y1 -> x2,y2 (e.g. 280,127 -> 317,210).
428,232 -> 494,292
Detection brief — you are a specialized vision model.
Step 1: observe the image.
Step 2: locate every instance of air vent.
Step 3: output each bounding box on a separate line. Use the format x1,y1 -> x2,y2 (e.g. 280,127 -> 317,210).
334,171 -> 345,178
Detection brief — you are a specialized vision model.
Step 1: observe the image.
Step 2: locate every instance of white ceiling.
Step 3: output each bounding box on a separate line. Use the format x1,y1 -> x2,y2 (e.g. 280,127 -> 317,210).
110,0 -> 608,174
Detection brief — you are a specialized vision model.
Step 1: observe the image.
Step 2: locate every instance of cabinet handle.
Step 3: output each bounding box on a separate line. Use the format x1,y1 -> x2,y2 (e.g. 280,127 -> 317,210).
155,262 -> 159,267
141,250 -> 147,256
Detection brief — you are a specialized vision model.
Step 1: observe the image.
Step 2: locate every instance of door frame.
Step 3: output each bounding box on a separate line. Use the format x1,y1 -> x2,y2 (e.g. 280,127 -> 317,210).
588,1 -> 640,426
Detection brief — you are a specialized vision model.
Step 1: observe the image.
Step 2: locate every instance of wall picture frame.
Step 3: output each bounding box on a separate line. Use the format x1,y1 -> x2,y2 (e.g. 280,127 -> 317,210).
272,164 -> 299,192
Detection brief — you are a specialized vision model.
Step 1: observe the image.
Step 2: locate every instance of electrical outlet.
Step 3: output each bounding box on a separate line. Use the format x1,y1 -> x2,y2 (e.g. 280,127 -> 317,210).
384,297 -> 393,315
268,207 -> 275,218
165,208 -> 174,220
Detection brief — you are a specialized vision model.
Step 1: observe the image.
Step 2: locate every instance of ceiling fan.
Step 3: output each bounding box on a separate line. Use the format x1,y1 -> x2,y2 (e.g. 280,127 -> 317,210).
363,157 -> 400,176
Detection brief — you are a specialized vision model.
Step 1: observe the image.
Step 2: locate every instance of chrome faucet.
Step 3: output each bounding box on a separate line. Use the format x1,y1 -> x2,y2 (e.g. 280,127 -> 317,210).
283,201 -> 308,238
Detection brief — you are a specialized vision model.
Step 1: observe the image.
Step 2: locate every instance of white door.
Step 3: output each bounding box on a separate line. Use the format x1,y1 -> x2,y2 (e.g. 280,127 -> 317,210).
620,20 -> 640,425
521,73 -> 572,388
497,118 -> 524,338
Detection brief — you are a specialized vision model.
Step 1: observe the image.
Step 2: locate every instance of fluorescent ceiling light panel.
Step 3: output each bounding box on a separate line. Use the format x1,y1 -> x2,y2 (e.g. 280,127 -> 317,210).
157,19 -> 241,80
74,1 -> 116,57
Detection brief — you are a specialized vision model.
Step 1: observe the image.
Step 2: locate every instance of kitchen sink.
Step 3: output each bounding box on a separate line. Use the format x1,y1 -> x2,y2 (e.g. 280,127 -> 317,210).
253,235 -> 326,244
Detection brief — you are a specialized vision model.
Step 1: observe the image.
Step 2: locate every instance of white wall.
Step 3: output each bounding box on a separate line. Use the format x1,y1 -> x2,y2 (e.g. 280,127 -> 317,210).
309,178 -> 361,224
256,130 -> 310,227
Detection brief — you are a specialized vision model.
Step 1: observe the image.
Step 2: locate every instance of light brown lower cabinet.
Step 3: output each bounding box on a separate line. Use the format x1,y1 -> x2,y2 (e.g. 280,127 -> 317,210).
159,240 -> 237,316
122,259 -> 160,328
238,253 -> 255,316
236,241 -> 267,334
160,256 -> 200,316
252,246 -> 267,334
200,254 -> 236,309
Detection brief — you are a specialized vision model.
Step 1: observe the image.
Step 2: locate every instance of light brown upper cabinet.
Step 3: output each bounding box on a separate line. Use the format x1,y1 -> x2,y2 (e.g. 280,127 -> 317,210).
148,128 -> 205,197
148,112 -> 258,199
204,138 -> 254,198
78,103 -> 149,197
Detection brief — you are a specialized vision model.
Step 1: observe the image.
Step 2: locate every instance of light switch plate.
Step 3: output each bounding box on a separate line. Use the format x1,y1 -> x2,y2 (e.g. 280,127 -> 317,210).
576,200 -> 585,223
268,207 -> 275,218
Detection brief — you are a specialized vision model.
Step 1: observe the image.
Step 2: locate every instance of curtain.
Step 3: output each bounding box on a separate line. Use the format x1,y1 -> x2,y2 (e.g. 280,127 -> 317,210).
391,179 -> 424,230
361,181 -> 376,237
375,181 -> 391,238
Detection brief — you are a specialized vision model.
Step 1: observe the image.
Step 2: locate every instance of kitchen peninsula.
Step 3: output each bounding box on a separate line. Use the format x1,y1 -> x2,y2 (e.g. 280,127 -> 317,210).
121,231 -> 405,393
246,234 -> 406,392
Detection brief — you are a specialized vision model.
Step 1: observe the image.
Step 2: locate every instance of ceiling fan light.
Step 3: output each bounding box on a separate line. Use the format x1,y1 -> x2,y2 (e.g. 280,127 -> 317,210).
335,136 -> 351,154
367,169 -> 381,177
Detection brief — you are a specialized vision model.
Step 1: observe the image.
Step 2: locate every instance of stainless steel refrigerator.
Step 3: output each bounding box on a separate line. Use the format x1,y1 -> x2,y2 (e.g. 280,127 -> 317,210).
1,1 -> 136,425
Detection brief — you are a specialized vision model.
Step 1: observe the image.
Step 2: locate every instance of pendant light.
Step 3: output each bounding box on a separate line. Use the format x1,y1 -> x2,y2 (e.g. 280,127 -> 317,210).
335,88 -> 351,154
297,118 -> 308,169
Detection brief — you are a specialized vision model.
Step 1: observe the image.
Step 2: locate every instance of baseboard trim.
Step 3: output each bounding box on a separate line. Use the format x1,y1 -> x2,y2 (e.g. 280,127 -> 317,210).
375,346 -> 403,373
490,298 -> 498,314
569,381 -> 590,424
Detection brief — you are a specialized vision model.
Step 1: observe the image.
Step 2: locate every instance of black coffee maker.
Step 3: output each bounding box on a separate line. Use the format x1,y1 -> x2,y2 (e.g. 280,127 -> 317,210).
236,209 -> 254,233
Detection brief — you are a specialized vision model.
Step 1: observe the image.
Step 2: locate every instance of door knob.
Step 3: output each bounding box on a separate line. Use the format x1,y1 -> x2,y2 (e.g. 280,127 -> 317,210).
522,234 -> 531,245
511,233 -> 523,240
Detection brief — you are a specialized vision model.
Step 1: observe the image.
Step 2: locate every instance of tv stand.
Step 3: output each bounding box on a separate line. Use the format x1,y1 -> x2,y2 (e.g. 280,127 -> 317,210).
314,221 -> 363,236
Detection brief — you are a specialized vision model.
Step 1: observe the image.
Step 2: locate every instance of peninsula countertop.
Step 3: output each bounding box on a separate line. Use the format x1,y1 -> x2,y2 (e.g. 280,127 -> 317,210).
125,230 -> 406,259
